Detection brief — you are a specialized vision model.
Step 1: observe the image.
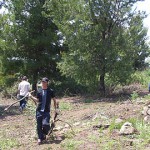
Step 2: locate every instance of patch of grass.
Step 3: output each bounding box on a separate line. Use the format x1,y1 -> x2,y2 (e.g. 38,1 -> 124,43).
135,120 -> 150,141
98,136 -> 122,150
130,91 -> 139,101
143,94 -> 150,100
109,119 -> 124,133
125,118 -> 138,127
0,138 -> 20,150
61,139 -> 83,150
59,102 -> 73,111
25,101 -> 36,115
88,134 -> 99,142
64,130 -> 75,139
104,140 -> 121,150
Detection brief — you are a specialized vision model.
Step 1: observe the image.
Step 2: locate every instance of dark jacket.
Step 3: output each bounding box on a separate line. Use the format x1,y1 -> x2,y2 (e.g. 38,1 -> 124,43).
36,88 -> 55,112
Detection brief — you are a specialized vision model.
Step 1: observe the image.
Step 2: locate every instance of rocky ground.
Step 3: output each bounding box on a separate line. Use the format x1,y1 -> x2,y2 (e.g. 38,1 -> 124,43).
0,88 -> 150,150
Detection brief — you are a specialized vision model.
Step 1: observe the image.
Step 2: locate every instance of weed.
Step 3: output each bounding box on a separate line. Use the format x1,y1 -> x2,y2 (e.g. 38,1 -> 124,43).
98,136 -> 121,150
109,119 -> 124,133
121,119 -> 150,149
126,118 -> 138,127
64,130 -> 75,139
0,138 -> 20,150
25,101 -> 36,115
131,91 -> 139,101
143,94 -> 150,100
61,139 -> 83,150
59,102 -> 72,111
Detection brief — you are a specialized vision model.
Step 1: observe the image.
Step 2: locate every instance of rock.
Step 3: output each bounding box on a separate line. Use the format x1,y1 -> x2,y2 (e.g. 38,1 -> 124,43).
64,124 -> 69,128
92,113 -> 99,121
119,122 -> 137,135
144,115 -> 150,123
73,122 -> 80,126
147,109 -> 150,115
142,106 -> 149,115
115,118 -> 123,124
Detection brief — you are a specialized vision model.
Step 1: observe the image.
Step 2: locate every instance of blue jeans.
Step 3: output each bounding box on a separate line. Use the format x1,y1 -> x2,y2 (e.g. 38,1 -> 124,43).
36,111 -> 50,140
19,95 -> 28,109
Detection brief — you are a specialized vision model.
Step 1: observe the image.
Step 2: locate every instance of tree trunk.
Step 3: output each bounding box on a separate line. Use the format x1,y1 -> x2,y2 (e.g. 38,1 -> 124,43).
99,67 -> 105,96
32,71 -> 38,95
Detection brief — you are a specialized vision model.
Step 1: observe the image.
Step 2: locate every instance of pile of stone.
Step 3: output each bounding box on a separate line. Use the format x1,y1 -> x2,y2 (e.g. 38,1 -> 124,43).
142,105 -> 150,123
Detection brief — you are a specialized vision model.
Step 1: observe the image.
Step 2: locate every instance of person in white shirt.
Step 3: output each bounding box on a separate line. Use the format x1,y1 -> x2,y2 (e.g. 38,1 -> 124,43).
17,76 -> 30,112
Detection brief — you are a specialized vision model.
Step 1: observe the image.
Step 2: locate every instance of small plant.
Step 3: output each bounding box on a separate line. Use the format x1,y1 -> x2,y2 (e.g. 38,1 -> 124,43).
109,119 -> 124,133
61,139 -> 83,150
0,138 -> 20,150
25,101 -> 36,115
143,94 -> 150,99
59,102 -> 72,111
131,91 -> 139,101
64,130 -> 75,139
126,118 -> 137,127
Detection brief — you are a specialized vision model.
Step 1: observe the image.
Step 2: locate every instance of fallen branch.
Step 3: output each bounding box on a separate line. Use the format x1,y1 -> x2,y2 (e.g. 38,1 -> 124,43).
48,119 -> 75,136
4,90 -> 35,111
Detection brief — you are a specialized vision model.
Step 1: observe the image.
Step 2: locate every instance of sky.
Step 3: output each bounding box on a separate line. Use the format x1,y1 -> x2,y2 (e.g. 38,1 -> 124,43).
135,0 -> 150,41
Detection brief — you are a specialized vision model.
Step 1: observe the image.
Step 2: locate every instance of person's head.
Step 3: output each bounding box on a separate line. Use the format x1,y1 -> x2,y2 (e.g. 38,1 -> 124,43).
22,76 -> 27,81
41,77 -> 49,89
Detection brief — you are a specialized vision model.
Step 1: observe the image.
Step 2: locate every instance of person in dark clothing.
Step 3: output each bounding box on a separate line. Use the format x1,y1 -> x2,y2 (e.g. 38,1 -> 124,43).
29,77 -> 57,145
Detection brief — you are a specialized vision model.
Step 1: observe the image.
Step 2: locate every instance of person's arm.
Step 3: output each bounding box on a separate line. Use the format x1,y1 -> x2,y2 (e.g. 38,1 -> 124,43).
29,93 -> 39,104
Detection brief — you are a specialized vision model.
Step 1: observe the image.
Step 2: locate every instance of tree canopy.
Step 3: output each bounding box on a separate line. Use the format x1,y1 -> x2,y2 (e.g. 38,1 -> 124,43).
1,0 -> 64,89
46,0 -> 150,94
0,0 -> 149,94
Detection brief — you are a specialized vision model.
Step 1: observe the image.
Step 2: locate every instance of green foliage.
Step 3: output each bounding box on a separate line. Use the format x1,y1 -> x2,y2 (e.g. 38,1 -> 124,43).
1,0 -> 63,89
61,139 -> 83,150
1,0 -> 149,95
129,69 -> 150,88
53,77 -> 88,96
131,91 -> 139,100
46,0 -> 149,94
59,102 -> 73,111
25,101 -> 36,116
127,119 -> 150,148
109,119 -> 124,133
0,74 -> 18,91
136,120 -> 150,141
0,138 -> 20,150
126,118 -> 137,127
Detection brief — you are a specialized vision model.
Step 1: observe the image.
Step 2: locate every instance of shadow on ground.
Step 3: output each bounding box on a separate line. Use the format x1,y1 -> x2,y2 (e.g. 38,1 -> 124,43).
0,105 -> 20,119
42,135 -> 65,145
69,89 -> 149,104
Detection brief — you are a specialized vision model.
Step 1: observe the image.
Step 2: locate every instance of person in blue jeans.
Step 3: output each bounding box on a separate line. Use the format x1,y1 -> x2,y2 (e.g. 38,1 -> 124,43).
29,77 -> 57,145
17,76 -> 30,112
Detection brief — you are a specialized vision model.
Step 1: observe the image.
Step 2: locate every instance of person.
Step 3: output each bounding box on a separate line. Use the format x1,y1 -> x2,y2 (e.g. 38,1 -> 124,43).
17,76 -> 30,112
29,77 -> 57,145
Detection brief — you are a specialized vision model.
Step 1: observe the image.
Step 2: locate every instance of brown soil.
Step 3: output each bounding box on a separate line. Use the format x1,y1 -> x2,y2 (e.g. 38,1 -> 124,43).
0,90 -> 150,150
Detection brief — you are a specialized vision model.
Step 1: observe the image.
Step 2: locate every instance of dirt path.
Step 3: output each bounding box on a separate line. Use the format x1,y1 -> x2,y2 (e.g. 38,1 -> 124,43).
0,94 -> 150,150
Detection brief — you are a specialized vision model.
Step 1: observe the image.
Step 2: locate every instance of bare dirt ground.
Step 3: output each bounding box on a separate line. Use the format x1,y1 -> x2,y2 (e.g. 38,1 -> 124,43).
0,88 -> 150,150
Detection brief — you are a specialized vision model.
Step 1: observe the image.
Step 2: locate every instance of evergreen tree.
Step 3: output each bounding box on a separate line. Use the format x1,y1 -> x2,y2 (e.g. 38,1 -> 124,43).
46,0 -> 149,94
3,0 -> 63,89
